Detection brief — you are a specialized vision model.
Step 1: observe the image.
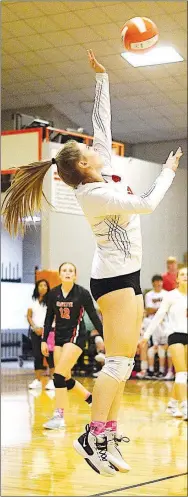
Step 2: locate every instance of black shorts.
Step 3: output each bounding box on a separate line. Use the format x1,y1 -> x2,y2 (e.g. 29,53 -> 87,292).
90,270 -> 142,302
148,336 -> 154,348
31,332 -> 54,370
55,336 -> 86,352
168,332 -> 188,347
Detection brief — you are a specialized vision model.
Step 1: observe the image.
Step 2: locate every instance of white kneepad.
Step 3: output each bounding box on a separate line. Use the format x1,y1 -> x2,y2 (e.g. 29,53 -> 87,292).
94,335 -> 104,345
158,346 -> 166,359
147,347 -> 155,359
102,356 -> 134,383
175,372 -> 187,385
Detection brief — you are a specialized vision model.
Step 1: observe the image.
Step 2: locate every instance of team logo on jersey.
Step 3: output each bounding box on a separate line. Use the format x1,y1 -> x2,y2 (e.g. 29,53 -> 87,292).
127,186 -> 133,195
112,175 -> 121,182
56,301 -> 73,307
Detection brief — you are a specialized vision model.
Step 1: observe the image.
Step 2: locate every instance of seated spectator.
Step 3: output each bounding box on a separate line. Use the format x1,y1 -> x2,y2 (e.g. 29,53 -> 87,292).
136,310 -> 150,379
88,329 -> 105,377
145,274 -> 169,378
146,329 -> 173,380
93,308 -> 105,365
137,275 -> 174,379
162,256 -> 178,291
145,274 -> 167,318
74,309 -> 105,378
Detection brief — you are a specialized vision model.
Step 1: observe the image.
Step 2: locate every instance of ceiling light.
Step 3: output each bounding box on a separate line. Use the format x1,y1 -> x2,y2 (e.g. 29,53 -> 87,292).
121,46 -> 184,67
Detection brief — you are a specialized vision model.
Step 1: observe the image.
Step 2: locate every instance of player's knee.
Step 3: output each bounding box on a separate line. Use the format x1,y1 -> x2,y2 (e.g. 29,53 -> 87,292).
53,373 -> 66,388
102,356 -> 134,383
66,378 -> 76,390
158,346 -> 166,359
175,372 -> 187,384
140,341 -> 147,351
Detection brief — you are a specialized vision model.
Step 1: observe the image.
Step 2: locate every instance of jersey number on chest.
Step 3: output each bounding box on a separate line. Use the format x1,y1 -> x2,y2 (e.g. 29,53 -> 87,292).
59,307 -> 71,320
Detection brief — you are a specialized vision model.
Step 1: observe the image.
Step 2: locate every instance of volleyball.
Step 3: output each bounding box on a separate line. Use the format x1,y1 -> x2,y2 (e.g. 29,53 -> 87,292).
121,17 -> 159,53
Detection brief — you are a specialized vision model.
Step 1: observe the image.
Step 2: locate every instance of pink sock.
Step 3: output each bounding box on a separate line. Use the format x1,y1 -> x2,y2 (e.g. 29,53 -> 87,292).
90,421 -> 106,436
55,408 -> 64,417
105,420 -> 117,432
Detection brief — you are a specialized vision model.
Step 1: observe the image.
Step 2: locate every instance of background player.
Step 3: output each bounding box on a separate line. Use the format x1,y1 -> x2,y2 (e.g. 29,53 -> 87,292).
41,262 -> 103,429
143,267 -> 187,419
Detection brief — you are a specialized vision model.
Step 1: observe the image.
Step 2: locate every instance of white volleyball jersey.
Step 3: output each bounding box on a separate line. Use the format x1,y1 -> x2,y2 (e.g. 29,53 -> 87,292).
143,289 -> 187,341
75,73 -> 175,279
145,289 -> 167,319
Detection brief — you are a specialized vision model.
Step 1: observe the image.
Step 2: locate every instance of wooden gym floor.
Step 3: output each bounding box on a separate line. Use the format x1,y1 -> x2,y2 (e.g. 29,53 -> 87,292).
1,364 -> 187,497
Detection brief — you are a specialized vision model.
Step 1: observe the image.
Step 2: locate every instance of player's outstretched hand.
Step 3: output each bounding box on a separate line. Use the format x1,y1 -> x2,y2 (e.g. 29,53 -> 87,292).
163,147 -> 183,173
87,49 -> 106,73
41,342 -> 49,357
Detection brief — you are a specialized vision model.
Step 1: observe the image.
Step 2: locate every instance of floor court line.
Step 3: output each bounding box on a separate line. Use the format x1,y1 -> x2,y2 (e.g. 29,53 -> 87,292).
88,472 -> 188,497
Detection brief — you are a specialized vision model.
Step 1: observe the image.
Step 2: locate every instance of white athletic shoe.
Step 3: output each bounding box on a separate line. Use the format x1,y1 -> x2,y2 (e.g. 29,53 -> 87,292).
45,379 -> 55,390
73,424 -> 116,476
28,379 -> 42,389
163,371 -> 175,381
166,401 -> 183,418
106,432 -> 131,472
95,352 -> 105,364
165,406 -> 183,418
180,402 -> 188,421
43,414 -> 66,429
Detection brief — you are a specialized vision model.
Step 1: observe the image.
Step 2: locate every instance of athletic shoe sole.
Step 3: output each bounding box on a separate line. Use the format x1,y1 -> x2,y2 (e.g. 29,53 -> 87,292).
107,452 -> 131,472
73,440 -> 115,476
165,408 -> 183,418
43,422 -> 66,429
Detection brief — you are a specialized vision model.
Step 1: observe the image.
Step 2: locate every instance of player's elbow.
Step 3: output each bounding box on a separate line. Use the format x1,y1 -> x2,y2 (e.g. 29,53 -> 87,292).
142,200 -> 156,214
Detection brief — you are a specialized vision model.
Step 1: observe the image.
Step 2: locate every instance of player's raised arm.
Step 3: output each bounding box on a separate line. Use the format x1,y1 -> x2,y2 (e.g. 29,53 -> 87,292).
87,49 -> 112,175
81,148 -> 183,217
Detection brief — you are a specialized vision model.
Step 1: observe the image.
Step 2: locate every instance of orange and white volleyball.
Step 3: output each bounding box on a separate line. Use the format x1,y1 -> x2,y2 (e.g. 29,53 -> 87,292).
121,17 -> 159,53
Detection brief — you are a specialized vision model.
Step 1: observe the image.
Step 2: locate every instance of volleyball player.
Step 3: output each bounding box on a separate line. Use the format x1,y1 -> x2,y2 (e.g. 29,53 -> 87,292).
142,267 -> 187,419
2,49 -> 183,475
27,279 -> 54,390
41,262 -> 103,429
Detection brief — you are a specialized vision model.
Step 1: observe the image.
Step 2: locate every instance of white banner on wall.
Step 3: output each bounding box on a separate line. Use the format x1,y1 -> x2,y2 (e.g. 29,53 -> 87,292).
49,145 -> 84,215
51,166 -> 84,215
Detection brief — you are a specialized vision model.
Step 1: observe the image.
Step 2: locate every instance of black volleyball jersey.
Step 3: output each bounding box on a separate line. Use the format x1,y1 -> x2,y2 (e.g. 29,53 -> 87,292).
42,284 -> 103,345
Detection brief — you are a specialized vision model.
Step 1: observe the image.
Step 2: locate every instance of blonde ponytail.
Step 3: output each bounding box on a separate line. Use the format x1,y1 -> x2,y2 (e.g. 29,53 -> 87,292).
2,160 -> 52,236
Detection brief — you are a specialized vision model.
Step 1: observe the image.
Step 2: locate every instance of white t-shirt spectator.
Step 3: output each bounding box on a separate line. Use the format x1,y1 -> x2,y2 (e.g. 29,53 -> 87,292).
145,289 -> 167,319
28,299 -> 47,329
